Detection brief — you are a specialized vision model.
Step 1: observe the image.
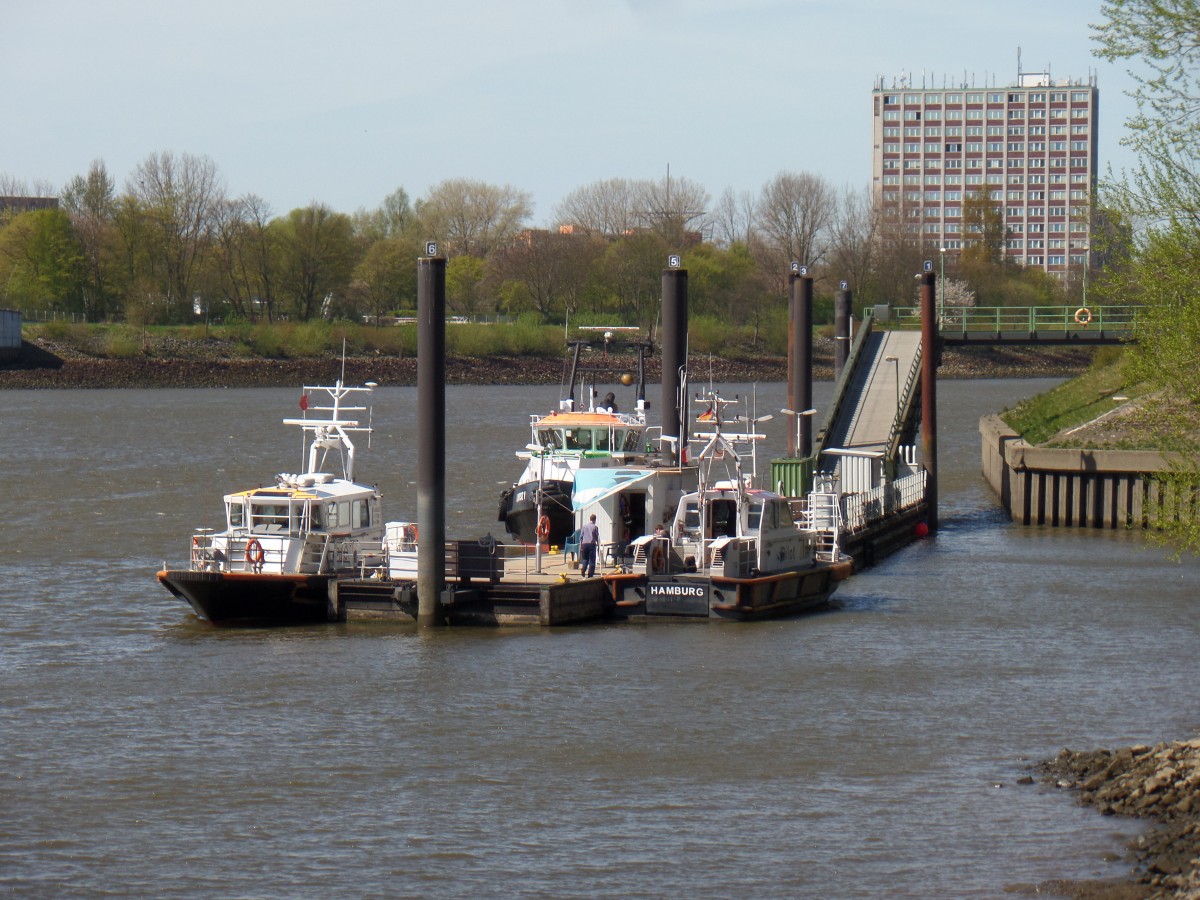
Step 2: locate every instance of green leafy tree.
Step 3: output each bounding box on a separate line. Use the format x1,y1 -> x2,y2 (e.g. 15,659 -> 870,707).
445,254 -> 487,317
1094,0 -> 1200,227
1093,0 -> 1200,552
354,235 -> 420,323
0,208 -> 86,312
274,204 -> 358,321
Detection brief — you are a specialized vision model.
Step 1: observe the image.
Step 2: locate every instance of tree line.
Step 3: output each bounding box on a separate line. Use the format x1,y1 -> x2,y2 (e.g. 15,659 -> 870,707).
2,151 -> 1094,335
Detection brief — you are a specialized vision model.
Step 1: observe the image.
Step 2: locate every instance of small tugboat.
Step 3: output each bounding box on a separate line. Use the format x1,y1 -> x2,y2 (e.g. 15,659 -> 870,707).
615,391 -> 850,619
498,330 -> 655,547
157,380 -> 411,626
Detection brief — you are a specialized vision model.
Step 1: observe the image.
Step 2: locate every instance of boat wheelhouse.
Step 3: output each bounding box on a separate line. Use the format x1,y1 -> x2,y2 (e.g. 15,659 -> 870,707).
499,331 -> 656,546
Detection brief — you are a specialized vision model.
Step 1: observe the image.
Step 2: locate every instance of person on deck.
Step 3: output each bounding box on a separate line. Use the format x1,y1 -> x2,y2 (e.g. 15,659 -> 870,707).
579,513 -> 601,577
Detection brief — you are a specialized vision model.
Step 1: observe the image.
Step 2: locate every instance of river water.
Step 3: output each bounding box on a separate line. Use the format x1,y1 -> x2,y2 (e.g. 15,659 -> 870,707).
3,380 -> 1198,898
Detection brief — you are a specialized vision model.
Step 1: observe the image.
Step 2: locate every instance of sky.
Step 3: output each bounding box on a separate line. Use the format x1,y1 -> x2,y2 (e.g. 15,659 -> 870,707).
3,0 -> 1141,226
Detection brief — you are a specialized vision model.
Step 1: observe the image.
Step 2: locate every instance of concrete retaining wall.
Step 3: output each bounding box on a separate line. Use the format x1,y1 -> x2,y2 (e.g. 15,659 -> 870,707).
980,414 -> 1179,528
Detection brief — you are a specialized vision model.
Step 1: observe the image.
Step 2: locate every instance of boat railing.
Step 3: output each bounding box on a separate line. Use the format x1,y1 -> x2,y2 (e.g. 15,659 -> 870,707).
841,470 -> 928,533
188,531 -> 383,575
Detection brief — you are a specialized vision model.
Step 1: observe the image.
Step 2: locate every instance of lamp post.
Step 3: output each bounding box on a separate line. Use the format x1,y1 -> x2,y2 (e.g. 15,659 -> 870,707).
1081,243 -> 1089,308
938,247 -> 946,324
884,355 -> 900,416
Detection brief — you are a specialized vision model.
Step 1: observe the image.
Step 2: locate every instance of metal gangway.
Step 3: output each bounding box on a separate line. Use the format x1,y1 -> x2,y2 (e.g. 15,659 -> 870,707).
816,324 -> 922,481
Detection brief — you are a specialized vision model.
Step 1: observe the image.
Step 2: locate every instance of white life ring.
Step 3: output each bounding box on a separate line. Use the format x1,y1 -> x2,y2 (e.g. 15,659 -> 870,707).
1074,307 -> 1092,325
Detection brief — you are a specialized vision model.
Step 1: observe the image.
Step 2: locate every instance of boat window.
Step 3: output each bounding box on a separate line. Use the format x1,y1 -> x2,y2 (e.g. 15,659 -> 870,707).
252,502 -> 291,533
228,501 -> 245,529
338,501 -> 350,529
748,501 -> 764,531
537,428 -> 563,450
683,501 -> 700,534
621,430 -> 641,452
310,504 -> 323,529
564,429 -> 587,450
776,501 -> 795,528
594,428 -> 610,451
353,499 -> 370,528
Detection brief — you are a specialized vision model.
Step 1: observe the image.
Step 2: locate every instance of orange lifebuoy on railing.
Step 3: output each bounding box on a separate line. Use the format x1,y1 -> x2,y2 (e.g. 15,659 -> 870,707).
649,542 -> 667,575
245,538 -> 265,570
1074,307 -> 1092,325
536,515 -> 551,541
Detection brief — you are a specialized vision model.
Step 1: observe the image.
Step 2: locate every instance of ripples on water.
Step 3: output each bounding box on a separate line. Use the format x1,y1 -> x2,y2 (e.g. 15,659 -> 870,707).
2,382 -> 1197,898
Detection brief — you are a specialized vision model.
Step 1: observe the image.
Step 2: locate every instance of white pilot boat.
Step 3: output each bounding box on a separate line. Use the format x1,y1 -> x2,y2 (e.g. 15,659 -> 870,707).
157,380 -> 415,626
498,331 -> 656,547
617,391 -> 850,619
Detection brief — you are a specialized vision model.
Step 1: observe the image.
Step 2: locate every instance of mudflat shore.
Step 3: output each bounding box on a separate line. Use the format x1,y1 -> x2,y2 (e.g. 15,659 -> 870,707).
0,337 -> 1096,389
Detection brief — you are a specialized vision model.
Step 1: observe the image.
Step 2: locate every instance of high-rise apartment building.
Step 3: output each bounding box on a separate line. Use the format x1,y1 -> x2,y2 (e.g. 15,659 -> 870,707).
871,69 -> 1098,279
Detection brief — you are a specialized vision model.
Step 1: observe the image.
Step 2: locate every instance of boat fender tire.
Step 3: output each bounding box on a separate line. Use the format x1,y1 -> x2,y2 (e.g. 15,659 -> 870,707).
650,542 -> 666,575
245,538 -> 265,567
536,515 -> 551,541
1074,307 -> 1092,325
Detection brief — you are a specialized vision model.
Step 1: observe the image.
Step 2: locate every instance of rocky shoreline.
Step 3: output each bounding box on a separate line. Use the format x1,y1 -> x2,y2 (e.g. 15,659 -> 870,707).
1028,739 -> 1200,898
0,337 -> 1096,389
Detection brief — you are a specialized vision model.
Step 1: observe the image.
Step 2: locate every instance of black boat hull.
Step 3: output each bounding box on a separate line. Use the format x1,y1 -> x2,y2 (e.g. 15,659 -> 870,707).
157,570 -> 335,626
500,479 -> 575,546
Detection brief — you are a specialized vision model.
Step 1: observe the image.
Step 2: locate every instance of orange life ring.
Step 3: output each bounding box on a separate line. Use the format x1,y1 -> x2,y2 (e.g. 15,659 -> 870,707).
245,538 -> 265,566
536,515 -> 551,540
404,524 -> 418,544
1074,307 -> 1092,325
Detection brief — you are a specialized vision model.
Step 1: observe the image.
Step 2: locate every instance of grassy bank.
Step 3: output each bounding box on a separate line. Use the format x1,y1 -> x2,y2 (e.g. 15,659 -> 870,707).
22,316 -> 800,361
1000,348 -> 1158,448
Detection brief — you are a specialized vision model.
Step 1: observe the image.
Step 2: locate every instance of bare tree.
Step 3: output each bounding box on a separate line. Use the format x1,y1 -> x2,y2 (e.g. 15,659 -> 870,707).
755,171 -> 836,276
489,229 -> 605,323
61,160 -> 118,320
554,178 -> 642,237
708,187 -> 758,249
126,151 -> 225,320
209,195 -> 280,322
825,185 -> 878,298
416,178 -> 532,258
633,174 -> 710,247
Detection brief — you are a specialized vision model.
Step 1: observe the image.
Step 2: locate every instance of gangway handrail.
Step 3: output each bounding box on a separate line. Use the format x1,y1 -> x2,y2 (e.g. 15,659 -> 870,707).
890,304 -> 1138,336
814,309 -> 876,460
885,344 -> 922,456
